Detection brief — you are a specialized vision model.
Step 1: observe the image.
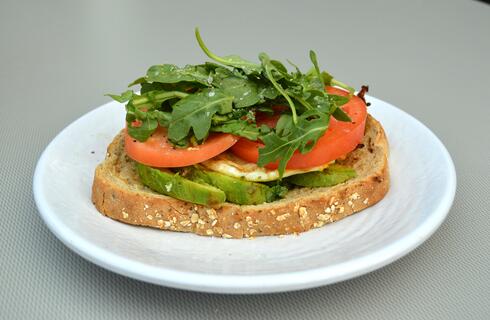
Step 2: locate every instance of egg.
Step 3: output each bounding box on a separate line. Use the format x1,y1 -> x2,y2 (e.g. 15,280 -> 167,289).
200,152 -> 331,182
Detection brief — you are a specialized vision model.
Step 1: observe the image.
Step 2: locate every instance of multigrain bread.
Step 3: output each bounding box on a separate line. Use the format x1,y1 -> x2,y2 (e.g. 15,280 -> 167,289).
91,115 -> 389,238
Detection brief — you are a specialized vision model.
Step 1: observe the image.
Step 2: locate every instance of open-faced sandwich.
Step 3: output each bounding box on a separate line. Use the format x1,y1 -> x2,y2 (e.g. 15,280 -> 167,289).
92,28 -> 389,239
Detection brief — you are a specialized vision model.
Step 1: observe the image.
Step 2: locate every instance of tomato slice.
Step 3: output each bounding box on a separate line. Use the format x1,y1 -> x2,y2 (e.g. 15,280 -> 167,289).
231,86 -> 367,169
125,127 -> 238,167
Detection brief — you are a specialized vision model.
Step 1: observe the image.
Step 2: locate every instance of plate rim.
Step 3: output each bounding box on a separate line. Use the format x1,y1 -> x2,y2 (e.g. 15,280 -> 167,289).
33,97 -> 456,294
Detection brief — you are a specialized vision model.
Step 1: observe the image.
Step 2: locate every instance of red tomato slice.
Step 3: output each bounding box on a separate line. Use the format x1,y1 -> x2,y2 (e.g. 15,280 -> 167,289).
231,86 -> 367,169
125,127 -> 238,167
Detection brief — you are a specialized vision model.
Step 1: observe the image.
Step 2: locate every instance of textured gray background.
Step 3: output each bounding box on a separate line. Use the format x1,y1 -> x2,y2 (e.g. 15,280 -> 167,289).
1,0 -> 489,319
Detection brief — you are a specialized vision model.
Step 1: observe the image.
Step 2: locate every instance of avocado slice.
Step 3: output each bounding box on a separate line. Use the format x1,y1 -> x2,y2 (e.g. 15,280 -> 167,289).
286,164 -> 357,187
185,166 -> 286,205
136,163 -> 226,206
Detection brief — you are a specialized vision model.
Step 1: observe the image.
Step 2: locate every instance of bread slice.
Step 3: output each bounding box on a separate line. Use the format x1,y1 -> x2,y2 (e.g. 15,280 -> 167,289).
92,115 -> 389,238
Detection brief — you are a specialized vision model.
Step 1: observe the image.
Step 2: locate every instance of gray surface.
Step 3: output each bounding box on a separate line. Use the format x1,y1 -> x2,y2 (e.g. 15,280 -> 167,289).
1,0 -> 489,318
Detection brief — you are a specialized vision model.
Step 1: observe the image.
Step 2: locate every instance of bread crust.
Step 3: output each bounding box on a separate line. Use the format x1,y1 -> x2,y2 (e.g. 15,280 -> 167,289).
92,115 -> 389,238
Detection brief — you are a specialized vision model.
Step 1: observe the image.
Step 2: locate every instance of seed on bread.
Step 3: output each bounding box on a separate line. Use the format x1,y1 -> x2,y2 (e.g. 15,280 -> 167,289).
299,207 -> 308,219
276,213 -> 290,221
318,214 -> 332,222
180,220 -> 191,227
190,213 -> 199,223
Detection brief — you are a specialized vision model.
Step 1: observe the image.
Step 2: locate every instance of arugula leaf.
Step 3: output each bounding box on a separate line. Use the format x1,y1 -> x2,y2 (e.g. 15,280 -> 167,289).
287,59 -> 302,75
256,84 -> 280,102
195,27 -> 262,75
270,184 -> 288,199
331,78 -> 355,95
152,110 -> 172,127
106,90 -> 133,103
270,59 -> 289,77
216,76 -> 260,108
140,82 -> 165,94
257,110 -> 330,176
211,120 -> 260,140
259,52 -> 298,124
321,71 -> 333,86
318,69 -> 354,95
127,117 -> 158,142
140,81 -> 200,94
309,50 -> 325,88
125,101 -> 172,126
128,77 -> 146,87
132,91 -> 188,109
123,90 -> 188,141
332,106 -> 352,122
146,64 -> 210,86
328,94 -> 349,107
328,94 -> 352,122
168,88 -> 234,142
211,108 -> 254,124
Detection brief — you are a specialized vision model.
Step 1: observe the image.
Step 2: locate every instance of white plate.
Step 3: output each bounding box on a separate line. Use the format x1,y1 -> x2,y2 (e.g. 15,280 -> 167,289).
33,96 -> 456,294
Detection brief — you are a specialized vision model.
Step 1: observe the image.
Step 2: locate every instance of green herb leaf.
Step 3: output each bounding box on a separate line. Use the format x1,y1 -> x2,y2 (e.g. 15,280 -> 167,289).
328,94 -> 352,122
257,110 -> 330,177
257,81 -> 280,101
106,90 -> 133,103
332,106 -> 352,122
216,76 -> 260,108
168,88 -> 234,142
270,184 -> 288,199
321,71 -> 333,86
131,90 -> 188,110
146,64 -> 210,86
128,77 -> 146,87
331,78 -> 355,95
309,50 -> 325,88
127,117 -> 158,142
259,52 -> 298,124
152,110 -> 172,127
211,119 -> 260,140
141,81 -> 203,94
195,27 -> 262,75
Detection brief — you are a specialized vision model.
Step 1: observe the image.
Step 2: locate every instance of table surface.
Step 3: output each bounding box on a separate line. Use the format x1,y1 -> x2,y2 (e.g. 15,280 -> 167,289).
1,0 -> 489,319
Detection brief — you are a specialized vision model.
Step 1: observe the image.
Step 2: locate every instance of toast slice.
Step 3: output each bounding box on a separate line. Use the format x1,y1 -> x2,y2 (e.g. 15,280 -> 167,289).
92,115 -> 389,238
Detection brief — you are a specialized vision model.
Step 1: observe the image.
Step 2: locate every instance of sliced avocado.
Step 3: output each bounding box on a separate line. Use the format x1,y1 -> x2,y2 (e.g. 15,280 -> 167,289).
286,164 -> 357,187
136,163 -> 226,206
185,166 -> 287,205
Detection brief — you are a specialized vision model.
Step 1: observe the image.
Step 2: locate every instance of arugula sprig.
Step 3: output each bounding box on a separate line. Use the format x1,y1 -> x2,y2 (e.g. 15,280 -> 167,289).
195,28 -> 262,75
258,110 -> 330,175
107,28 -> 358,177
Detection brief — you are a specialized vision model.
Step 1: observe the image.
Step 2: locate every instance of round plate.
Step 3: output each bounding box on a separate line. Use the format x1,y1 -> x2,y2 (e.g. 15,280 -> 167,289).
33,96 -> 456,294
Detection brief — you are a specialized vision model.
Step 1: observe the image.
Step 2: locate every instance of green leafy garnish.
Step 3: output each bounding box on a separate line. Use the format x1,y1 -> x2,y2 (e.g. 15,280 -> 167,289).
146,64 -> 210,86
259,52 -> 298,124
216,76 -> 260,108
106,90 -> 133,103
127,117 -> 157,142
258,110 -> 330,175
211,119 -> 261,141
195,27 -> 262,75
107,28 -> 359,177
168,88 -> 233,142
